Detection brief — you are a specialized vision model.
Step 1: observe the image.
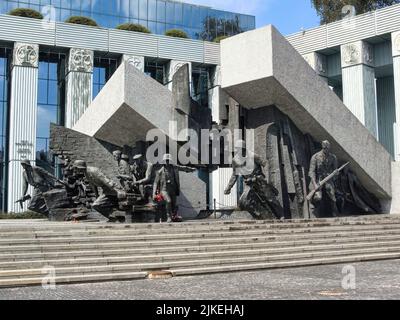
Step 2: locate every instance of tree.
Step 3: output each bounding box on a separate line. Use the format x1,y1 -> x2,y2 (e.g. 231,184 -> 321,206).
65,16 -> 98,27
311,0 -> 400,24
116,23 -> 151,34
195,16 -> 242,41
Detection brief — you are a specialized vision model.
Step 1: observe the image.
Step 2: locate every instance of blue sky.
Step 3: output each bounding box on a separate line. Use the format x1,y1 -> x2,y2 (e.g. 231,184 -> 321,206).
184,0 -> 321,35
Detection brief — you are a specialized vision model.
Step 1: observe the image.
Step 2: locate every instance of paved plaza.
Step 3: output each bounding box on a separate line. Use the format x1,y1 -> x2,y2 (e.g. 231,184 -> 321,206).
0,260 -> 399,300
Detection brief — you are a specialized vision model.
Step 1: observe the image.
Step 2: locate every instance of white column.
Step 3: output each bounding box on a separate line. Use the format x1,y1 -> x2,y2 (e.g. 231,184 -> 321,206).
122,55 -> 145,72
341,41 -> 378,137
166,60 -> 192,94
7,43 -> 39,213
392,31 -> 400,161
65,48 -> 93,128
303,52 -> 328,82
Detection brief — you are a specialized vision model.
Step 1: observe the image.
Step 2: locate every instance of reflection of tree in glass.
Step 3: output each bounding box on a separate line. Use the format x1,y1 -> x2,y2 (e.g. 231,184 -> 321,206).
311,0 -> 400,24
195,16 -> 242,41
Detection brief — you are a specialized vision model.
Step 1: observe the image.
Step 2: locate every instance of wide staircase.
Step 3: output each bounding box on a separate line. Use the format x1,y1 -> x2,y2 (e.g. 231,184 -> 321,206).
1,215 -> 400,287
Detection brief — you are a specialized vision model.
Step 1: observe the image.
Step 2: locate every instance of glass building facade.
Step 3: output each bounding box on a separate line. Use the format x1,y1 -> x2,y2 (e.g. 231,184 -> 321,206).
0,0 -> 255,41
36,52 -> 65,175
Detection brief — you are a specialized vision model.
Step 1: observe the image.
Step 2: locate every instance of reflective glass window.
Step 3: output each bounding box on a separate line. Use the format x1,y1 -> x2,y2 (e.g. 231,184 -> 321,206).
130,0 -> 139,19
144,60 -> 165,85
192,66 -> 209,108
0,0 -> 255,39
157,0 -> 166,23
139,0 -> 147,20
165,1 -> 174,24
183,4 -> 191,27
148,0 -> 156,21
93,57 -> 118,99
37,52 -> 65,175
174,2 -> 182,25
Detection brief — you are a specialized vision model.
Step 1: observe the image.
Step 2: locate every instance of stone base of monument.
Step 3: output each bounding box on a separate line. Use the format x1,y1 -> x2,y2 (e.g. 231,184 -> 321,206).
198,210 -> 255,221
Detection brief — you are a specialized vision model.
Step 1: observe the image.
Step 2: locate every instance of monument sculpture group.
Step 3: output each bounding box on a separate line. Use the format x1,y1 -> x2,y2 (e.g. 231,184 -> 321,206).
16,60 -> 383,223
18,135 -> 380,223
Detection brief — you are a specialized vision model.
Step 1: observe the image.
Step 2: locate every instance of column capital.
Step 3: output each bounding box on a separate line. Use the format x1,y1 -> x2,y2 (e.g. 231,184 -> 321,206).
341,41 -> 374,68
122,55 -> 145,72
168,60 -> 191,79
67,48 -> 94,73
392,31 -> 400,57
12,43 -> 39,68
302,52 -> 327,77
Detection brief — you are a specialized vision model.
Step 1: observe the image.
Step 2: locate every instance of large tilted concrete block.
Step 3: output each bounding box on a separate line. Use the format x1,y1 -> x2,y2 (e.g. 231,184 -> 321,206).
221,25 -> 392,199
73,61 -> 174,147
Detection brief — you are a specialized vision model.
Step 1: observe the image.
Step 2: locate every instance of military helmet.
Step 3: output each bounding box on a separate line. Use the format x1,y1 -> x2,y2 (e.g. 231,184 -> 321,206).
20,159 -> 31,166
73,160 -> 87,170
322,140 -> 331,149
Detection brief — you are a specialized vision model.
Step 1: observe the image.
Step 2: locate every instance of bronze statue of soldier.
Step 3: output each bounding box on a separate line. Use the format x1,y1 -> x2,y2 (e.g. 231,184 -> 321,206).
153,154 -> 195,222
113,151 -> 132,191
73,160 -> 125,218
132,154 -> 156,203
18,160 -> 64,215
308,140 -> 340,217
224,140 -> 284,220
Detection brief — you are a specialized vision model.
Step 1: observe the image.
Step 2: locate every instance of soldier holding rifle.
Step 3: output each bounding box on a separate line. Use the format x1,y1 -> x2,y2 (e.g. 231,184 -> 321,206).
308,140 -> 349,217
17,160 -> 65,215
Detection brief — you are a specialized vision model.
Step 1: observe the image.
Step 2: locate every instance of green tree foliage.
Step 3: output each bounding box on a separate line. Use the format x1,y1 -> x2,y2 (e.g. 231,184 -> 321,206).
116,23 -> 151,33
311,0 -> 400,24
213,35 -> 230,43
65,16 -> 98,27
165,29 -> 189,38
8,8 -> 43,19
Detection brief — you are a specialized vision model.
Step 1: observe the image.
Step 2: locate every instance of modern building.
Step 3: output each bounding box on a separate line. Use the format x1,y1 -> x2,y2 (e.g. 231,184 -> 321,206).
0,1 -> 399,214
0,0 -> 255,40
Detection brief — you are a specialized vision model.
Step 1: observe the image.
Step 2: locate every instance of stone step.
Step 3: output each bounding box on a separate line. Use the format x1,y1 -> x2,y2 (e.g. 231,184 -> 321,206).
169,252 -> 400,277
2,250 -> 399,288
1,224 -> 400,245
2,220 -> 400,240
0,216 -> 399,233
1,245 -> 399,280
1,229 -> 400,254
2,239 -> 400,270
0,271 -> 148,288
2,233 -> 399,262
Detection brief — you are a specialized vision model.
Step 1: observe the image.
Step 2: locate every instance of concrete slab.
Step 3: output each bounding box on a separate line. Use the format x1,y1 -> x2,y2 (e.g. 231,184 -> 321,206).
221,25 -> 392,199
73,61 -> 174,147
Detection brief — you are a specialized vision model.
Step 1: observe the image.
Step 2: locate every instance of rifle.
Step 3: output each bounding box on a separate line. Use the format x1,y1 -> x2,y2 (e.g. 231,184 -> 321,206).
15,195 -> 31,209
301,167 -> 310,219
306,162 -> 350,202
